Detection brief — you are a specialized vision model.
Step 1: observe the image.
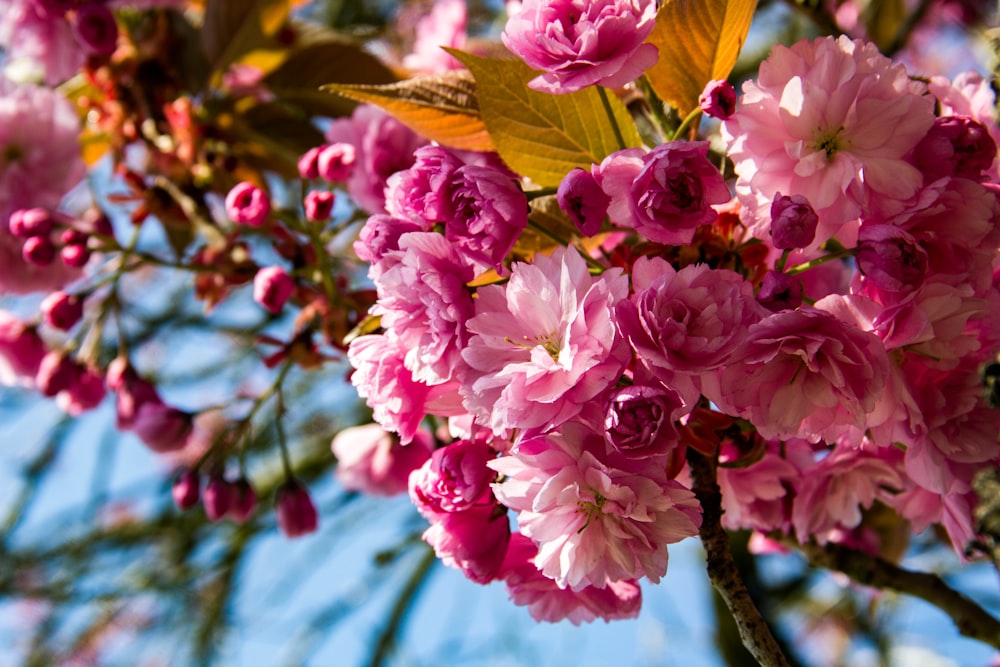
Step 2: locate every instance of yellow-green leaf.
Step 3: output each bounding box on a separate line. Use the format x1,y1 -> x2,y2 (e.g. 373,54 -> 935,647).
451,50 -> 642,188
324,70 -> 493,152
645,0 -> 758,116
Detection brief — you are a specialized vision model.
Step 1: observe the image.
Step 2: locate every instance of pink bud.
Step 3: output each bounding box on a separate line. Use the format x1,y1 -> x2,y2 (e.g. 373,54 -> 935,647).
225,182 -> 271,227
41,291 -> 84,330
36,351 -> 82,398
60,228 -> 86,246
316,143 -> 356,182
770,193 -> 819,250
276,482 -> 318,538
297,146 -> 322,180
61,244 -> 91,268
913,115 -> 997,182
253,266 -> 295,314
699,79 -> 737,120
203,475 -> 232,521
132,402 -> 193,452
105,356 -> 131,391
57,365 -> 106,416
71,2 -> 119,55
22,236 -> 56,266
172,468 -> 201,510
228,479 -> 257,523
9,208 -> 53,238
0,314 -> 47,385
557,168 -> 610,237
757,271 -> 803,311
304,190 -> 335,221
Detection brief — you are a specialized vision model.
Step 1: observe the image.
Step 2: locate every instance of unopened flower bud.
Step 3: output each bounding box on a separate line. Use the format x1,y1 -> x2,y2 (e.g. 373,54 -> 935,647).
699,79 -> 737,120
0,315 -> 46,385
203,474 -> 232,521
59,228 -> 86,246
557,168 -> 610,237
72,2 -> 119,55
225,182 -> 271,227
228,478 -> 257,523
133,402 -> 193,453
41,291 -> 83,330
61,243 -> 91,268
297,146 -> 322,180
276,481 -> 318,538
36,351 -> 82,398
856,224 -> 927,292
757,270 -> 803,311
253,265 -> 295,314
316,143 -> 356,182
9,208 -> 53,238
913,115 -> 997,182
172,468 -> 201,510
22,236 -> 56,266
304,190 -> 335,221
770,193 -> 819,249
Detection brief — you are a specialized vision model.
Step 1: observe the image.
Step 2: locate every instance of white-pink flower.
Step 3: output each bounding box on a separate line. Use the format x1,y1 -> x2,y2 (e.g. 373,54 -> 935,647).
488,420 -> 701,590
332,423 -> 433,497
461,246 -> 629,435
722,36 -> 935,245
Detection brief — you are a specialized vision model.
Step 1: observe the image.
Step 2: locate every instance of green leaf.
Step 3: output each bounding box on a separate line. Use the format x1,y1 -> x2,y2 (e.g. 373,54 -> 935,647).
450,50 -> 642,188
645,0 -> 758,115
201,0 -> 290,79
324,70 -> 494,152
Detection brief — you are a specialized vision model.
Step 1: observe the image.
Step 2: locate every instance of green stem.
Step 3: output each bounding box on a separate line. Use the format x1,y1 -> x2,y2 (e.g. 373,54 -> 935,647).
670,106 -> 703,141
785,248 -> 855,275
598,86 -> 627,151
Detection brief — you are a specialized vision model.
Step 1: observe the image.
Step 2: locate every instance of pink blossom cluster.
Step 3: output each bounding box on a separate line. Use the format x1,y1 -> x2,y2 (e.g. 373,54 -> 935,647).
336,31 -> 1000,624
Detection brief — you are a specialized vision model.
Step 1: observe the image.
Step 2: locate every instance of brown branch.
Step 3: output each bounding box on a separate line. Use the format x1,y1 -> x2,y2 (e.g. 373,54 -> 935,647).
688,450 -> 792,667
796,540 -> 1000,651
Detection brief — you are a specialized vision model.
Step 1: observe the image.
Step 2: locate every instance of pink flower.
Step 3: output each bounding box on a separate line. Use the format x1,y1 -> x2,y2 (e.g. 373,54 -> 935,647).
699,79 -> 737,120
252,265 -> 295,314
596,142 -> 730,245
499,533 -> 642,624
372,232 -> 475,385
718,441 -> 800,533
557,167 -> 610,237
756,270 -> 804,311
706,297 -> 890,443
502,0 -> 659,93
461,246 -> 629,435
912,116 -> 997,183
316,142 -> 356,182
331,423 -> 433,496
0,311 -> 46,386
602,384 -> 684,459
0,0 -> 83,85
791,445 -> 902,543
722,36 -> 935,245
409,438 -> 495,517
347,333 -> 464,444
489,421 -> 701,590
616,257 -> 762,406
421,502 -> 510,583
303,190 -> 334,221
401,0 -> 467,74
225,182 -> 271,227
769,193 -> 819,249
276,482 -> 319,538
70,2 -> 118,55
325,105 -> 428,214
385,145 -> 463,225
855,223 -> 927,293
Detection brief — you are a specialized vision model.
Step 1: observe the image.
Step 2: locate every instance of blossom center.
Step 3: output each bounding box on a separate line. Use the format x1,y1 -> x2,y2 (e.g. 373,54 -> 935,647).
813,126 -> 846,161
2,144 -> 23,164
577,491 -> 606,532
506,332 -> 561,360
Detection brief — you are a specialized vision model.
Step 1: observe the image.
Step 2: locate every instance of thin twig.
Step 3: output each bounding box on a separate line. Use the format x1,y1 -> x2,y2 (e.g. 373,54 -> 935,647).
687,450 -> 792,667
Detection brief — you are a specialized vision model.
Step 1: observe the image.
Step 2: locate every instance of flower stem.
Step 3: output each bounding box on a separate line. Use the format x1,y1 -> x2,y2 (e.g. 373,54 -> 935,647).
687,449 -> 792,667
670,106 -> 703,141
598,86 -> 627,151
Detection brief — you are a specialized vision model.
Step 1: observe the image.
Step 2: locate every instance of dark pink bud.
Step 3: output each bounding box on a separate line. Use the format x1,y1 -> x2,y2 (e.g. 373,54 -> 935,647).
0,314 -> 46,384
253,266 -> 295,314
225,182 -> 271,227
59,366 -> 106,415
856,224 -> 927,292
604,384 -> 684,458
60,228 -> 86,246
757,271 -> 803,311
228,479 -> 257,523
132,403 -> 193,452
61,243 -> 91,268
105,356 -> 131,391
316,143 -> 356,182
9,208 -> 53,238
276,481 -> 318,538
72,2 -> 119,55
914,115 -> 997,182
41,291 -> 84,330
36,351 -> 82,398
699,79 -> 737,120
304,190 -> 335,221
203,475 -> 232,521
22,236 -> 56,266
557,168 -> 610,237
297,146 -> 322,180
770,193 -> 819,250
172,468 -> 201,510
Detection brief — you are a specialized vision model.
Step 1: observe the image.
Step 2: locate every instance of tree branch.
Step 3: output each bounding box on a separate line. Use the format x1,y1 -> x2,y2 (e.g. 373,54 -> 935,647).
687,450 -> 792,667
796,540 -> 1000,650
